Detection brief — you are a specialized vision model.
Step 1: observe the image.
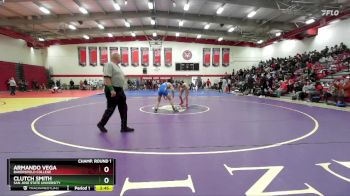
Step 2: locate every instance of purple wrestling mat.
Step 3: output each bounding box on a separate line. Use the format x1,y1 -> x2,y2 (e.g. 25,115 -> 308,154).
1,93 -> 350,195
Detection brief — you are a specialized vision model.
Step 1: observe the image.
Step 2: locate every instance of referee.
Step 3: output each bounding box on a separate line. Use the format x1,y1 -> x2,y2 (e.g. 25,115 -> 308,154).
97,53 -> 134,133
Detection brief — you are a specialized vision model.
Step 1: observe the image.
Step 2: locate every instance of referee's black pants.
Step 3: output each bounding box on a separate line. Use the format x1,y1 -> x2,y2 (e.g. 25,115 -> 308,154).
99,86 -> 128,129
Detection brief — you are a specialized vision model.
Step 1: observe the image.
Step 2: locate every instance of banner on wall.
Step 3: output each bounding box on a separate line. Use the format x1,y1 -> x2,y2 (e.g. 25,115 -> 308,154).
78,47 -> 87,66
212,48 -> 220,67
164,48 -> 172,67
131,47 -> 139,66
222,48 -> 230,67
89,47 -> 98,66
99,47 -> 108,66
153,48 -> 161,67
120,47 -> 129,66
141,47 -> 149,67
109,47 -> 118,60
203,48 -> 211,67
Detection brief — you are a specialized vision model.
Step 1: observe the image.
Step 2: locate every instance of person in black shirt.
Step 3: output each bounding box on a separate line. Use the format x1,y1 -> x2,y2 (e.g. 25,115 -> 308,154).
69,79 -> 75,89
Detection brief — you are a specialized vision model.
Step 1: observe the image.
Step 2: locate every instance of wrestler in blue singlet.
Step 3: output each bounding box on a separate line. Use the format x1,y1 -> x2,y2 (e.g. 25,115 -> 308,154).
158,82 -> 169,97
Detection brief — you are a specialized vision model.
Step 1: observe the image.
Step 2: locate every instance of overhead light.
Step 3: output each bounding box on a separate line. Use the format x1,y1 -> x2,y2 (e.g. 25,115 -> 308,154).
275,32 -> 281,37
79,7 -> 88,14
68,24 -> 77,30
305,18 -> 315,24
153,32 -> 157,37
204,24 -> 210,29
108,33 -> 113,37
216,6 -> 224,15
38,37 -> 45,42
218,37 -> 223,42
176,32 -> 180,37
184,2 -> 190,11
148,1 -> 153,9
330,19 -> 340,24
172,0 -> 176,7
247,11 -> 256,18
179,20 -> 184,26
131,32 -> 136,37
124,0 -> 127,5
39,6 -> 50,14
151,18 -> 156,25
113,1 -> 120,10
228,27 -> 235,32
124,21 -> 130,27
197,34 -> 201,39
83,35 -> 90,40
257,40 -> 263,44
97,24 -> 104,29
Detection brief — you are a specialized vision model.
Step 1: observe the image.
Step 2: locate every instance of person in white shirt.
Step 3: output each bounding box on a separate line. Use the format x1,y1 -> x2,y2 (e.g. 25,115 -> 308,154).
8,77 -> 17,96
222,78 -> 227,93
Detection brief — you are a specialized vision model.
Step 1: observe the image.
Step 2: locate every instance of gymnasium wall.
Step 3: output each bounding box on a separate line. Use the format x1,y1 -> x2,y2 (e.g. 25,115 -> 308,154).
46,41 -> 262,83
0,34 -> 48,91
262,18 -> 350,59
0,34 -> 45,66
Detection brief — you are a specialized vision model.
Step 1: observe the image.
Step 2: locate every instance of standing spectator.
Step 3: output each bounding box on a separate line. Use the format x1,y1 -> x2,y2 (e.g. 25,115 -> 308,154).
8,77 -> 17,96
227,78 -> 232,93
69,79 -> 75,89
218,79 -> 223,93
222,78 -> 227,93
152,80 -> 157,91
198,78 -> 202,90
259,74 -> 268,96
136,79 -> 140,90
56,80 -> 61,89
206,79 -> 211,88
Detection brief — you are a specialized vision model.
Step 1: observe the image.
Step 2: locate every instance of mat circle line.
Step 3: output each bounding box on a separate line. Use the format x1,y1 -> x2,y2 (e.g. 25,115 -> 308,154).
31,100 -> 319,155
139,104 -> 210,115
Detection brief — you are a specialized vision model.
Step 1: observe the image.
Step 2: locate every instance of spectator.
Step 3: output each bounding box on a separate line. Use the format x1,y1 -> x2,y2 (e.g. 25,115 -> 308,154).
8,77 -> 17,96
324,82 -> 338,104
227,78 -> 232,93
40,83 -> 46,91
222,78 -> 227,93
343,76 -> 350,102
218,79 -> 223,93
70,79 -> 75,89
24,80 -> 28,91
276,80 -> 288,97
206,79 -> 211,88
136,79 -> 140,90
56,80 -> 61,89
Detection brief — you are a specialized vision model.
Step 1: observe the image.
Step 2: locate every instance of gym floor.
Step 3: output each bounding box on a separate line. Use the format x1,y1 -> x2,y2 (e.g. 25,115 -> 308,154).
1,90 -> 350,196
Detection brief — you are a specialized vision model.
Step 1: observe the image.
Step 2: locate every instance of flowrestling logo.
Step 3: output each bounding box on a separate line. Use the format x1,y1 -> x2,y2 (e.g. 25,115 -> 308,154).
321,9 -> 339,16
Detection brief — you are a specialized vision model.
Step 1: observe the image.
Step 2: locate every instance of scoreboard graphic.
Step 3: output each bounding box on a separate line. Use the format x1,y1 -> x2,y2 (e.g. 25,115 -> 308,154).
7,158 -> 115,191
